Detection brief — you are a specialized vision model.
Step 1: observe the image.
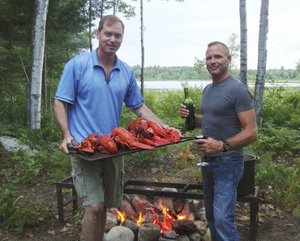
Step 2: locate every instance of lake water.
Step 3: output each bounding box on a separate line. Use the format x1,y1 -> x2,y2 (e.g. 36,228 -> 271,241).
139,80 -> 300,90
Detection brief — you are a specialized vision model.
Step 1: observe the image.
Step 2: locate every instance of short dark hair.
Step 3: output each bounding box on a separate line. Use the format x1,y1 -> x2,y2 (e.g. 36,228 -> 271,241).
98,15 -> 124,33
207,41 -> 230,56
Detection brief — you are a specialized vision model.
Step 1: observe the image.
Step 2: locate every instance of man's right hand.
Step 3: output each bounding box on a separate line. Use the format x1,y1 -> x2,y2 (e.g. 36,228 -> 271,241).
179,104 -> 189,119
59,136 -> 74,154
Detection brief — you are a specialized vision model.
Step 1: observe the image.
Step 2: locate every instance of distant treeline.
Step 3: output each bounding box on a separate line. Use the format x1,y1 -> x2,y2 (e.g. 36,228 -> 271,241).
133,65 -> 300,81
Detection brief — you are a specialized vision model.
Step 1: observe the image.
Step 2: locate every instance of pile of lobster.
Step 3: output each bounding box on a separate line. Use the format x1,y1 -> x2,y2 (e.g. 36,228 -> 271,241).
72,118 -> 181,154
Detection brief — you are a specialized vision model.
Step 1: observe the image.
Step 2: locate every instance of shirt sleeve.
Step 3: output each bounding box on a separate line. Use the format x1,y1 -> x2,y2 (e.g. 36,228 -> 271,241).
235,84 -> 254,113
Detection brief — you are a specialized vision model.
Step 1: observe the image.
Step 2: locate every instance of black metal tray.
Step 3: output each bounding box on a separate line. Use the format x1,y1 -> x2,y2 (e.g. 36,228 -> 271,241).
68,136 -> 194,161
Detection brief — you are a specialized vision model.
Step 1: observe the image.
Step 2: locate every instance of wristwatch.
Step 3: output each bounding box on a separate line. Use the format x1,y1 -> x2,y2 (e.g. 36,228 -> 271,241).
222,141 -> 230,152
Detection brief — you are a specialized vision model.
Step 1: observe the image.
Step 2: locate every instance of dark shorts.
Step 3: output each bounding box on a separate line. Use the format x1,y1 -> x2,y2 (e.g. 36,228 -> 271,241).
71,156 -> 124,207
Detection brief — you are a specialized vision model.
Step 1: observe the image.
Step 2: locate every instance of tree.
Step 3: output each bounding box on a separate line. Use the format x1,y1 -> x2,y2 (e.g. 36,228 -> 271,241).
239,0 -> 248,85
113,0 -> 120,14
194,57 -> 209,80
227,33 -> 240,69
254,0 -> 269,127
140,0 -> 145,96
296,60 -> 300,78
30,0 -> 49,129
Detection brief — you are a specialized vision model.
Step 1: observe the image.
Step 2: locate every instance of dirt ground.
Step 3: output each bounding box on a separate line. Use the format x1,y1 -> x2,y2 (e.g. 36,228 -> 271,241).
0,151 -> 299,241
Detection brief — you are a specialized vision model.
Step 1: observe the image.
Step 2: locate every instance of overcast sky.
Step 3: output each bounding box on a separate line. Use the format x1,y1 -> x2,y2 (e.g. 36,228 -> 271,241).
100,0 -> 300,69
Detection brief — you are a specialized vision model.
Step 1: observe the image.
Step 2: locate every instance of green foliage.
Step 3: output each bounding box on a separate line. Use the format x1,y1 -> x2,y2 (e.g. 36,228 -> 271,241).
132,66 -> 300,82
138,88 -> 202,131
250,88 -> 300,153
255,152 -> 300,210
133,65 -> 205,81
1,87 -> 300,230
0,183 -> 49,230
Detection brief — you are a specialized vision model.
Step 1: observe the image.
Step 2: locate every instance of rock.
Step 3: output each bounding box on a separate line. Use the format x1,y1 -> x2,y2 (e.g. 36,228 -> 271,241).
172,219 -> 196,235
105,212 -> 119,232
176,235 -> 190,241
162,230 -> 177,239
158,237 -> 176,241
201,227 -> 211,241
0,136 -> 37,155
189,232 -> 201,241
138,223 -> 160,241
122,219 -> 139,237
194,220 -> 208,235
194,207 -> 206,221
106,226 -> 135,241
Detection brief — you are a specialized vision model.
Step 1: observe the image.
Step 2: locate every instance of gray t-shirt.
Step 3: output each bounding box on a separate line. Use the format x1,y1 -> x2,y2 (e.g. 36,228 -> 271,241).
200,75 -> 254,156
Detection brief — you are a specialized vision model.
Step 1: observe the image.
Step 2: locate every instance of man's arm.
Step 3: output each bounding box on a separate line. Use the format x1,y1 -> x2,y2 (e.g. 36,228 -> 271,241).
53,99 -> 73,154
196,109 -> 257,154
225,109 -> 257,149
133,104 -> 169,128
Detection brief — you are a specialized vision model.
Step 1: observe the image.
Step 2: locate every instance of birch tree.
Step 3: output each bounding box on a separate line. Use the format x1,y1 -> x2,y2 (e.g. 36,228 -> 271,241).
30,0 -> 49,129
140,0 -> 145,96
239,0 -> 248,85
113,0 -> 120,15
254,0 -> 269,127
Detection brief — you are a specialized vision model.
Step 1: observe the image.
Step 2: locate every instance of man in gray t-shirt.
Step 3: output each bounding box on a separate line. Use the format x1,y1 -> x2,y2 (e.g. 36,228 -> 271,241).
201,74 -> 254,157
179,41 -> 257,241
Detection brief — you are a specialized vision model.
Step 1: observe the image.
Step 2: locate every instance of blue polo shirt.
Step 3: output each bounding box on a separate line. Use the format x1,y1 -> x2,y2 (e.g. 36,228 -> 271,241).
55,49 -> 144,142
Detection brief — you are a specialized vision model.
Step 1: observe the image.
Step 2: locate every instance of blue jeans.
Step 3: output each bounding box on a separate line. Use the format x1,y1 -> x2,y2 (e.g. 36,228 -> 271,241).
201,155 -> 244,241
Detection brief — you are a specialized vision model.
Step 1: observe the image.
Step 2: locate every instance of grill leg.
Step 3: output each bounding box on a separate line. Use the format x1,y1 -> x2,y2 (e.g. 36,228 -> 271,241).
249,197 -> 259,241
72,185 -> 78,211
56,183 -> 65,223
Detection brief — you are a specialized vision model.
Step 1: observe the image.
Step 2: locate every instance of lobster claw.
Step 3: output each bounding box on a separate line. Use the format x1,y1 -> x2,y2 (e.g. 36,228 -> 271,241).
147,120 -> 167,138
112,127 -> 154,150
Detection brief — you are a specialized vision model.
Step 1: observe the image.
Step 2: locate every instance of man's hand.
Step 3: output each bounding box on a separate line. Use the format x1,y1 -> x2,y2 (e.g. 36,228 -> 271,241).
179,104 -> 189,119
59,136 -> 74,154
195,137 -> 223,155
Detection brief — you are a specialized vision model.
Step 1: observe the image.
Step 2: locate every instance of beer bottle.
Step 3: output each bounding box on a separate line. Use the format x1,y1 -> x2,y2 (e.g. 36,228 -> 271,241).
183,87 -> 195,131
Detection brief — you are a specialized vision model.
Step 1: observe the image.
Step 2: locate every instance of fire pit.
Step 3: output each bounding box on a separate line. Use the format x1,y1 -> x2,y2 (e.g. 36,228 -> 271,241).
122,154 -> 260,240
56,154 -> 260,240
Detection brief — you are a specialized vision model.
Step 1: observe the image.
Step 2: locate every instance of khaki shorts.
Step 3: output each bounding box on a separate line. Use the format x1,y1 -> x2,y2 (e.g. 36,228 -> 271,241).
71,156 -> 124,207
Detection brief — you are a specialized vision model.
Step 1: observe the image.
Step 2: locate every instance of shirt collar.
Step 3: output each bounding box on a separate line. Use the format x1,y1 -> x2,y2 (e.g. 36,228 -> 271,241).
92,48 -> 121,70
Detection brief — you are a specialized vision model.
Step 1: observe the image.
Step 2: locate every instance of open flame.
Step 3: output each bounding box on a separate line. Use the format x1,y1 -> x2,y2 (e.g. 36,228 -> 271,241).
116,210 -> 126,224
116,202 -> 188,233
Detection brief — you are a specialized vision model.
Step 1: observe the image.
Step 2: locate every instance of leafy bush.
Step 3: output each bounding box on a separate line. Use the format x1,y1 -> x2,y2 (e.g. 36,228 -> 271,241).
255,152 -> 300,211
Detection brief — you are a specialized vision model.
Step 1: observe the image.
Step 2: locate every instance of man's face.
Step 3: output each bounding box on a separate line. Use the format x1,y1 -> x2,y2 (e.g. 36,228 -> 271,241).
96,20 -> 123,56
205,44 -> 231,79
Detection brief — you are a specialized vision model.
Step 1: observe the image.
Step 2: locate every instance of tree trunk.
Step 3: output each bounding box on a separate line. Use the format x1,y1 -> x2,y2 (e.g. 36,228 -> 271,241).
113,0 -> 120,15
100,0 -> 104,18
239,0 -> 248,85
43,54 -> 47,111
30,0 -> 49,129
254,0 -> 269,127
140,0 -> 145,96
88,0 -> 93,52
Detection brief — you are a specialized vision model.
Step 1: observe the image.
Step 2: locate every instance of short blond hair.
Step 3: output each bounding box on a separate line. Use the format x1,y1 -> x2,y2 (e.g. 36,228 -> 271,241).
98,15 -> 124,33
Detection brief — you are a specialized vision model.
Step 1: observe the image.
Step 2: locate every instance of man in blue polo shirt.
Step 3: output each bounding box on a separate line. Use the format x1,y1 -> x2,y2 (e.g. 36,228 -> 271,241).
54,15 -> 170,241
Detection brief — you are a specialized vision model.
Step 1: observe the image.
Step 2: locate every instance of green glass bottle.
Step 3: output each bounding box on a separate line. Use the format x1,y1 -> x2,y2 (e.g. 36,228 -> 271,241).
183,87 -> 195,131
